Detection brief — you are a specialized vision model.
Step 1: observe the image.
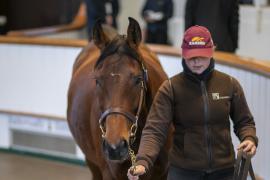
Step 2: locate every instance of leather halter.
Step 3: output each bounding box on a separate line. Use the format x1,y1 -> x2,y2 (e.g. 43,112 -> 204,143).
99,77 -> 146,145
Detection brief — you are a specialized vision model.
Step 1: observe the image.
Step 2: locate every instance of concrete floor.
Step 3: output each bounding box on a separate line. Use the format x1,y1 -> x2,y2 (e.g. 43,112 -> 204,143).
0,152 -> 92,180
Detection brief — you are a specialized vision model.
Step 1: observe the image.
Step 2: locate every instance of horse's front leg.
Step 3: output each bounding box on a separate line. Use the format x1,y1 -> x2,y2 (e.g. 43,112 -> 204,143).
102,168 -> 115,180
85,159 -> 102,180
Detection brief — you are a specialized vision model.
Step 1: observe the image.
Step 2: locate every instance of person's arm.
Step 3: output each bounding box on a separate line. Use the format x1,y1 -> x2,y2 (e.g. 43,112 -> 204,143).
230,77 -> 258,153
184,0 -> 196,30
132,80 -> 174,173
228,0 -> 239,52
111,0 -> 119,17
141,0 -> 150,19
94,0 -> 107,17
104,0 -> 118,26
163,0 -> 173,20
85,0 -> 106,21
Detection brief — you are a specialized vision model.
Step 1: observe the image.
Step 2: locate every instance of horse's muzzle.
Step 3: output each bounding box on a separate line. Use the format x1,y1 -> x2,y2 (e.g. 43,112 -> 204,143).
102,138 -> 129,161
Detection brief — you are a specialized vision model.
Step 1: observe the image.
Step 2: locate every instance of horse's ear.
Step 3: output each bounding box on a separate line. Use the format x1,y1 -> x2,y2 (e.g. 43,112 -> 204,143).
127,17 -> 142,49
92,19 -> 110,49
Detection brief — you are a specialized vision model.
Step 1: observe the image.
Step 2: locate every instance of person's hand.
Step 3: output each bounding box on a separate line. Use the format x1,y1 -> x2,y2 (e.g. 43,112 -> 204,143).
238,139 -> 256,157
144,10 -> 155,23
150,12 -> 163,21
144,11 -> 163,23
144,15 -> 155,23
127,165 -> 146,180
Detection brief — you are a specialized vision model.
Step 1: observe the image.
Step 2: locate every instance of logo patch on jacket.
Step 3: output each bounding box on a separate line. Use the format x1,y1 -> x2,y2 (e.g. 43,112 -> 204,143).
212,93 -> 230,100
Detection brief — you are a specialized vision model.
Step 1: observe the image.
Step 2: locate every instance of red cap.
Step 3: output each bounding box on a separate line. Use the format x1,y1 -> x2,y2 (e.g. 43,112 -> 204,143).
181,25 -> 214,59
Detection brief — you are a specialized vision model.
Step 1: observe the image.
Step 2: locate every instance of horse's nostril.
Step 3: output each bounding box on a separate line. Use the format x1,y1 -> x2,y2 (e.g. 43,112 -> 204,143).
102,138 -> 129,160
119,139 -> 128,149
103,139 -> 128,150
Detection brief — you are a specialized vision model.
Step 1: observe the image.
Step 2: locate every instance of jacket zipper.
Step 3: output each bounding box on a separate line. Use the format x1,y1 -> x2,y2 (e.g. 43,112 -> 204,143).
200,81 -> 213,171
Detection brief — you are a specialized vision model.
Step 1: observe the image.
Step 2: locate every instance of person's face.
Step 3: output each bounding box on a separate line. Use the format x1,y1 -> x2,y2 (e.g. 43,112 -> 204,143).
185,57 -> 211,74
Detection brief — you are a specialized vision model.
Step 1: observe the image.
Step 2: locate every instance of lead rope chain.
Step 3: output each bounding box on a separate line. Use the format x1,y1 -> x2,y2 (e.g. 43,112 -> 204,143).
128,146 -> 137,176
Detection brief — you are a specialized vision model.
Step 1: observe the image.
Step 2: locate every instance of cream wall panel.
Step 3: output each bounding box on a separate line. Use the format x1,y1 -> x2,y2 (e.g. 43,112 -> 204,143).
0,44 -> 81,117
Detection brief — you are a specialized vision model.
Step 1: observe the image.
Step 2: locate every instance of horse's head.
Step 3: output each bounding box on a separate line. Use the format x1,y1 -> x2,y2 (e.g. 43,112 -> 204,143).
93,18 -> 147,161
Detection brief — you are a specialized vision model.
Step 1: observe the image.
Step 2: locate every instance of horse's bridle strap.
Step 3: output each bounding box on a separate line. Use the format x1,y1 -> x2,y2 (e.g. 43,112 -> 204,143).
99,107 -> 137,125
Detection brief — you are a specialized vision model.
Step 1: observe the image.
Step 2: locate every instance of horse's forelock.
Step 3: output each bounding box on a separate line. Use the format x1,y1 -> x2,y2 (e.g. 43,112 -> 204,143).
94,35 -> 143,70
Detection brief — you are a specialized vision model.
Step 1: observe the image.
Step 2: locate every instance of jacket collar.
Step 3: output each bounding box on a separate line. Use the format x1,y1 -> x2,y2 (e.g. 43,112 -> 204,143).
182,58 -> 215,82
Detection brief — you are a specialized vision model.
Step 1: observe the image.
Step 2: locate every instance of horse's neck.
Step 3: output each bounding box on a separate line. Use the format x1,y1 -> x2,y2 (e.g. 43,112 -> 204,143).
73,44 -> 100,75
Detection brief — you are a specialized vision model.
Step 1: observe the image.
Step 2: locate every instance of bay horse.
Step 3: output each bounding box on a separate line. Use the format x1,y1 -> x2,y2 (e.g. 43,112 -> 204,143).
67,17 -> 171,180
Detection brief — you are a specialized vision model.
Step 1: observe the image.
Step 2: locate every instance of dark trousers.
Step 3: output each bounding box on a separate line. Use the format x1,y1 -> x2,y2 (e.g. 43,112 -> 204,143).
167,165 -> 234,180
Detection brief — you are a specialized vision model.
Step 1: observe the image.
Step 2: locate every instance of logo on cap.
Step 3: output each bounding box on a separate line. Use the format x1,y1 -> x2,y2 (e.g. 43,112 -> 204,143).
189,36 -> 206,46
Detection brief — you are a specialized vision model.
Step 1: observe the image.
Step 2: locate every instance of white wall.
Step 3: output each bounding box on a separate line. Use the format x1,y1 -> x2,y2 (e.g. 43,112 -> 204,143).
0,44 -> 80,117
237,6 -> 270,61
118,0 -> 145,35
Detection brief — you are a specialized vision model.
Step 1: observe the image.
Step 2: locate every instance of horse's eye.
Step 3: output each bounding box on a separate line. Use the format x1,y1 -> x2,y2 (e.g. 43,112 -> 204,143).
134,76 -> 143,85
95,78 -> 101,87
